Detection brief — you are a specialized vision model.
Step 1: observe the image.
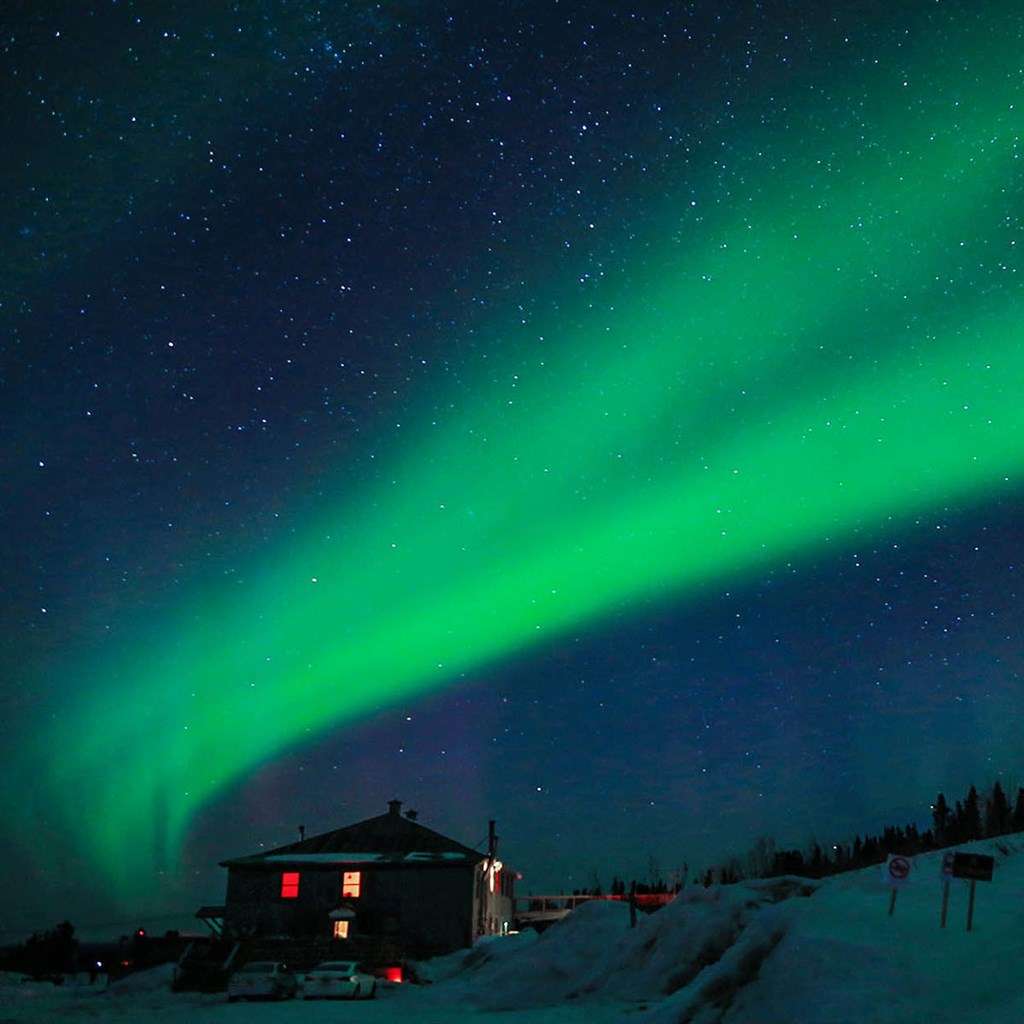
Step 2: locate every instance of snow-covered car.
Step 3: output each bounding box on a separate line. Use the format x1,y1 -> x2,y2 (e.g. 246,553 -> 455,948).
300,960 -> 377,1000
227,961 -> 298,1001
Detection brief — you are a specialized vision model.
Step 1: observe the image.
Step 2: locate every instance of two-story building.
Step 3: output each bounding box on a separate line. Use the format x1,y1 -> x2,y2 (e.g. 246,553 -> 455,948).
218,800 -> 514,957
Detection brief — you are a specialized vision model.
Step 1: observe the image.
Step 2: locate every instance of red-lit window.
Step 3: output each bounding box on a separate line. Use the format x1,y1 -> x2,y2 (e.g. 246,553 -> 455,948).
332,920 -> 349,939
342,871 -> 361,898
384,965 -> 403,983
280,872 -> 300,898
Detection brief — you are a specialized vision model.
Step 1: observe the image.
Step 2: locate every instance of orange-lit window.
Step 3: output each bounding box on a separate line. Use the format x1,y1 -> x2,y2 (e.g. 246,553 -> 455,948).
332,920 -> 349,939
280,872 -> 300,898
342,871 -> 361,898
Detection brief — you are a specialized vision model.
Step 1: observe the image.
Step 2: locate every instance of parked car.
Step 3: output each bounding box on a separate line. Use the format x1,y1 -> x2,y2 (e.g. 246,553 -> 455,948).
300,960 -> 377,1000
227,961 -> 298,1001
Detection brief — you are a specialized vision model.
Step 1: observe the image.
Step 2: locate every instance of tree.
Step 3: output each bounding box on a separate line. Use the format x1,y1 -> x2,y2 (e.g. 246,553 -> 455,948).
745,836 -> 776,878
932,793 -> 950,843
964,786 -> 983,841
986,781 -> 1011,836
1014,788 -> 1024,831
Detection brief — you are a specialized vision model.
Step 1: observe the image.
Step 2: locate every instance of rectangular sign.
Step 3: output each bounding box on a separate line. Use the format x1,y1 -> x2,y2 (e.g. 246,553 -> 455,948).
951,852 -> 994,882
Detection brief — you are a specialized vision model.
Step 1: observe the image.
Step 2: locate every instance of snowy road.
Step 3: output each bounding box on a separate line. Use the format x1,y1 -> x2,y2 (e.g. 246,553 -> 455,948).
0,983 -> 635,1024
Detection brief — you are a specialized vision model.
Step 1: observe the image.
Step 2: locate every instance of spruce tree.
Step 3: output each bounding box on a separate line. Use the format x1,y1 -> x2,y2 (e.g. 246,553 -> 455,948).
989,781 -> 1011,836
953,800 -> 966,843
964,785 -> 983,840
1014,788 -> 1024,831
932,793 -> 950,843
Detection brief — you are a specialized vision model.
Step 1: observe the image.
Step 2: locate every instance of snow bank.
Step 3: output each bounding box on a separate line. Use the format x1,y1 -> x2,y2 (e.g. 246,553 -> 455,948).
428,840 -> 1024,1022
417,927 -> 541,983
431,880 -> 816,1012
107,963 -> 175,996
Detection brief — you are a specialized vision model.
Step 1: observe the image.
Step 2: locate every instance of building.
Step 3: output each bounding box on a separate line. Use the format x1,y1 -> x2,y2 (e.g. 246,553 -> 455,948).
218,800 -> 514,958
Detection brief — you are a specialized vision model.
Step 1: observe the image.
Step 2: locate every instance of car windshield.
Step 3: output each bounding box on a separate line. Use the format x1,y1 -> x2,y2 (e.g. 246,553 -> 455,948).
240,962 -> 276,974
314,962 -> 355,972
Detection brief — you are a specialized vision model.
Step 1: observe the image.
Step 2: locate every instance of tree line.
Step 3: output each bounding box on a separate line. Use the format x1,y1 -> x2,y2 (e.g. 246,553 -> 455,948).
574,778 -> 1024,896
706,778 -> 1024,885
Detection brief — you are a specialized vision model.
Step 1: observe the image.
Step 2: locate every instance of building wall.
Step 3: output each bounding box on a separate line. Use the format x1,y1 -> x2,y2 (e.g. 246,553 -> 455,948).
472,861 -> 515,939
224,864 -> 477,955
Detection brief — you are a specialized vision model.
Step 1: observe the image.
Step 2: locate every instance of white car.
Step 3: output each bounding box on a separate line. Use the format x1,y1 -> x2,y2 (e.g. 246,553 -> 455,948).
227,961 -> 298,1001
300,960 -> 377,1000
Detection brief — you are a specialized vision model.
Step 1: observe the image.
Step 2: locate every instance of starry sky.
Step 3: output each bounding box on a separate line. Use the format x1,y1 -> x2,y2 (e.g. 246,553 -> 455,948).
4,1 -> 1024,938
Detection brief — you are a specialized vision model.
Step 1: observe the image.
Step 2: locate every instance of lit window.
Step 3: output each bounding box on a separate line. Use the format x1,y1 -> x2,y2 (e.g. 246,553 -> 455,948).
342,871 -> 361,898
332,920 -> 349,939
280,872 -> 300,898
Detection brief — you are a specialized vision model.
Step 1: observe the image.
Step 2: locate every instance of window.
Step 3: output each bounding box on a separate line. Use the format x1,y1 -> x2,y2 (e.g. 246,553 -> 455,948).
332,920 -> 349,939
342,871 -> 361,898
280,872 -> 300,898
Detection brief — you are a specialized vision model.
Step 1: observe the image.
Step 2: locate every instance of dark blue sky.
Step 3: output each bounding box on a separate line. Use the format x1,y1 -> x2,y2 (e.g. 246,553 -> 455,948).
3,1 -> 1023,938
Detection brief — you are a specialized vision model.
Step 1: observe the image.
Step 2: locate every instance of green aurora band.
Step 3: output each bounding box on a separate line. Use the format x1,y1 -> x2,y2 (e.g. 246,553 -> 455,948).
36,16 -> 1024,896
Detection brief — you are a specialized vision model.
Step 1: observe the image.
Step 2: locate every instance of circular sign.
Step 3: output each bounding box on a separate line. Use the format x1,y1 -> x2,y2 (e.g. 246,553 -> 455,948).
889,856 -> 911,881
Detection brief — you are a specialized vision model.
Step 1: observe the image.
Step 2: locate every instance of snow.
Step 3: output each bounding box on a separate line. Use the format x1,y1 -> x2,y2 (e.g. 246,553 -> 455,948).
262,853 -> 387,863
260,851 -> 468,863
3,839 -> 1024,1022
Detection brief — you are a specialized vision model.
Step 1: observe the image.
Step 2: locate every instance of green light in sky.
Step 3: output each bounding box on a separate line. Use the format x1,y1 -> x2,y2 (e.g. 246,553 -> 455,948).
35,17 -> 1024,898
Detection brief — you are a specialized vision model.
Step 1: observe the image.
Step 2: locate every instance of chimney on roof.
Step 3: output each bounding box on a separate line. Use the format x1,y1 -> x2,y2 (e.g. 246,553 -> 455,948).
388,799 -> 402,817
405,808 -> 418,821
298,824 -> 305,842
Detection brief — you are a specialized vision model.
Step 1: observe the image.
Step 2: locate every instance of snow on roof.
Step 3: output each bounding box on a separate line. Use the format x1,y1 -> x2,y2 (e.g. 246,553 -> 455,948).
405,851 -> 467,861
263,853 -> 386,863
260,851 -> 467,864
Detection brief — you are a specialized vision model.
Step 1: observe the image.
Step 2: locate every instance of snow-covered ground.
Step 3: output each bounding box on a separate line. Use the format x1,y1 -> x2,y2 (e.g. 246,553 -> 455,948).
4,838 -> 1024,1022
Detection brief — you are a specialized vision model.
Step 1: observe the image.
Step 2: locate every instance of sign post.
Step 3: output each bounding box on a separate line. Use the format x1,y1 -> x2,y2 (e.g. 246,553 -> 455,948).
882,854 -> 913,916
939,851 -> 956,929
950,852 -> 994,933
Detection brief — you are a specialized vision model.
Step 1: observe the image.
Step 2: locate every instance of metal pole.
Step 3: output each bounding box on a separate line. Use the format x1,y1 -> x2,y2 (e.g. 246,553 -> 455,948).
940,880 -> 950,928
966,879 -> 977,932
888,889 -> 897,916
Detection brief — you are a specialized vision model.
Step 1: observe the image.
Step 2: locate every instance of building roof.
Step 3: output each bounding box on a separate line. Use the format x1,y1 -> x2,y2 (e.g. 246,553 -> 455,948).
220,800 -> 486,868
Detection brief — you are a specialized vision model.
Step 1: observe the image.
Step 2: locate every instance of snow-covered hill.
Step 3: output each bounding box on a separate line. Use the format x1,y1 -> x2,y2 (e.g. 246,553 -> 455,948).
432,837 -> 1024,1023
3,839 -> 1023,1022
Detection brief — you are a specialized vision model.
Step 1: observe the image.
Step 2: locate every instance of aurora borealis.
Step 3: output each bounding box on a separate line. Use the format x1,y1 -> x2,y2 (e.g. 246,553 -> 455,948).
5,2 -> 1024,933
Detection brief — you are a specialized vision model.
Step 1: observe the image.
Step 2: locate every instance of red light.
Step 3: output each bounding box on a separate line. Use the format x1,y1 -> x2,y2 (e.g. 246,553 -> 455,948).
280,871 -> 300,898
136,929 -> 146,937
384,966 -> 403,983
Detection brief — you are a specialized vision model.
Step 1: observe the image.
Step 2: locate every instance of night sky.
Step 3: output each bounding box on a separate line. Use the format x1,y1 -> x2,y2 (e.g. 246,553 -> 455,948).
4,1 -> 1024,939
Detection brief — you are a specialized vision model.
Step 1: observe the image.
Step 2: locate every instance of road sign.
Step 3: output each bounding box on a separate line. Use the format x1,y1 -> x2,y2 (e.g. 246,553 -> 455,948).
940,851 -> 957,879
882,854 -> 913,887
952,853 -> 994,882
